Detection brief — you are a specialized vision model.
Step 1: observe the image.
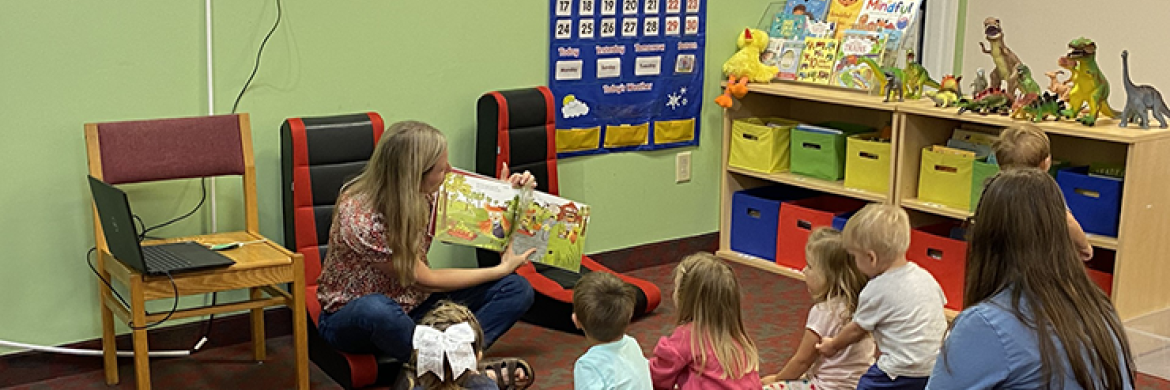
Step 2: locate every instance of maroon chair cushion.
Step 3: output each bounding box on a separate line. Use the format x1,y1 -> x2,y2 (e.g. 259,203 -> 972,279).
96,115 -> 244,184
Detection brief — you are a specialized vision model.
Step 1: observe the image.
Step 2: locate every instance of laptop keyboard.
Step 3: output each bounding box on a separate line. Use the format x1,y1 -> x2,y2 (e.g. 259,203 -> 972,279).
142,245 -> 193,272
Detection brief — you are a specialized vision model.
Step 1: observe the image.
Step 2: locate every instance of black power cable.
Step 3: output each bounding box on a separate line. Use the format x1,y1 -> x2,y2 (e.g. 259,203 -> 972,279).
229,0 -> 283,115
86,248 -> 178,330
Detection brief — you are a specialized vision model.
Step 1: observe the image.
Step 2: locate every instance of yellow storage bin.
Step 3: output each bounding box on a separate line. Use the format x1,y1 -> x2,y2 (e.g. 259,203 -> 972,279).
843,133 -> 891,194
729,117 -> 799,173
604,123 -> 649,148
918,146 -> 975,210
556,127 -> 601,153
654,118 -> 696,144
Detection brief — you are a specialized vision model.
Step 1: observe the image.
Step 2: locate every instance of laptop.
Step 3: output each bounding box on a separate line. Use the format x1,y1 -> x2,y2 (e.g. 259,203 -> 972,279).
87,175 -> 236,275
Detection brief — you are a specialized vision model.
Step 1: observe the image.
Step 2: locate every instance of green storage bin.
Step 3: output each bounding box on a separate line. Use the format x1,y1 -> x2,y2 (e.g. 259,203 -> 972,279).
970,160 -> 1000,211
729,118 -> 800,173
843,133 -> 892,194
791,123 -> 872,181
918,147 -> 975,210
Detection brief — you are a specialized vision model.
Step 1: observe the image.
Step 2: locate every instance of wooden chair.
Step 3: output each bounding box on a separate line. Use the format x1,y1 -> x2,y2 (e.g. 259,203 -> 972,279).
84,113 -> 308,390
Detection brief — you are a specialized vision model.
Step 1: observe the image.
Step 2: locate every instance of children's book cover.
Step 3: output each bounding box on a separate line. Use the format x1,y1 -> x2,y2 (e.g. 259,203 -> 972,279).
797,37 -> 838,85
830,30 -> 886,90
854,0 -> 922,49
777,40 -> 804,81
782,0 -> 831,23
760,38 -> 785,74
769,13 -> 807,40
825,0 -> 864,39
435,171 -> 587,272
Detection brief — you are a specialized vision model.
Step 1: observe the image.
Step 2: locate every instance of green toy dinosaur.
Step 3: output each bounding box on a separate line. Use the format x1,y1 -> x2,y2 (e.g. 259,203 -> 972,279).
1010,64 -> 1044,119
1019,92 -> 1067,122
925,75 -> 962,107
1059,37 -> 1118,126
958,88 -> 1012,115
903,50 -> 940,99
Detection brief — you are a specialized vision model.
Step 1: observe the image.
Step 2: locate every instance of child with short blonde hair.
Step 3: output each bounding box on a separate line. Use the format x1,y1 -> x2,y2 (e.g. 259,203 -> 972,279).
817,204 -> 947,390
992,124 -> 1094,261
572,271 -> 653,390
650,252 -> 762,390
762,228 -> 874,390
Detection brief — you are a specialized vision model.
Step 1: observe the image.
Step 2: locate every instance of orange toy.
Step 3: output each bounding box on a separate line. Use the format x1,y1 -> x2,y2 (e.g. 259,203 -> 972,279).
716,28 -> 778,108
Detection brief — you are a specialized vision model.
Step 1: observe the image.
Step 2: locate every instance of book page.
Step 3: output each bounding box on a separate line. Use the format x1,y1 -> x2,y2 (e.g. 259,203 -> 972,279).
509,190 -> 588,272
435,172 -> 521,252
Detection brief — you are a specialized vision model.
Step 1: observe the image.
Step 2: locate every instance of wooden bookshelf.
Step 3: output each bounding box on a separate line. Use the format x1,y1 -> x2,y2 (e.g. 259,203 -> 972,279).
719,83 -> 1170,320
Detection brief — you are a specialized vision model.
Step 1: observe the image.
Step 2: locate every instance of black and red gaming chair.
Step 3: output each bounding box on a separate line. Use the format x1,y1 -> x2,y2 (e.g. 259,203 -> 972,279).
280,112 -> 401,389
475,87 -> 662,333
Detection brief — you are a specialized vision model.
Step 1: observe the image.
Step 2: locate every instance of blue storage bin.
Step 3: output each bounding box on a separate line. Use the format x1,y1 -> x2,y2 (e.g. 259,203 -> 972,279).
831,210 -> 857,231
1057,167 -> 1123,237
731,186 -> 816,261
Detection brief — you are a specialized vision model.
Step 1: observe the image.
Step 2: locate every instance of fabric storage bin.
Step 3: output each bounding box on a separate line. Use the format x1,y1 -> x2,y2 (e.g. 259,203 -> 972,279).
790,123 -> 872,181
917,147 -> 975,210
908,222 -> 968,311
729,118 -> 800,173
776,196 -> 868,271
730,186 -> 817,261
831,210 -> 857,231
969,160 -> 999,211
1085,249 -> 1116,296
843,134 -> 892,194
1058,167 -> 1123,237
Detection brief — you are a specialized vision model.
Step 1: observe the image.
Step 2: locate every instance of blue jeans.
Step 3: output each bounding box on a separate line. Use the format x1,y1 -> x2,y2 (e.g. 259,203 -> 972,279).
856,364 -> 929,390
317,274 -> 534,361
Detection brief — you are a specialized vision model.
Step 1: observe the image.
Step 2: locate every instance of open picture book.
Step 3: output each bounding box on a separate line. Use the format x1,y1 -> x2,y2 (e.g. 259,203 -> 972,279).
435,171 -> 588,272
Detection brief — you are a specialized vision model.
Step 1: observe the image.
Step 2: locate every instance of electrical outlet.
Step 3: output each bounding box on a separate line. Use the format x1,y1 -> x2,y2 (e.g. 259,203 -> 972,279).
676,151 -> 692,183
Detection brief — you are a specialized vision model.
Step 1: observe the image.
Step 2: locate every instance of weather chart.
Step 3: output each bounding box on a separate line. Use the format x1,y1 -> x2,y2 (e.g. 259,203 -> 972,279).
548,0 -> 706,157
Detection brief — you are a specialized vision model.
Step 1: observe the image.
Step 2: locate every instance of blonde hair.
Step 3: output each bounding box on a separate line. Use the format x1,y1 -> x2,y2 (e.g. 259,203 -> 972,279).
673,252 -> 759,379
573,272 -> 636,343
413,301 -> 486,390
993,125 -> 1051,168
805,228 -> 868,317
842,204 -> 910,261
955,168 -> 1134,389
341,120 -> 446,286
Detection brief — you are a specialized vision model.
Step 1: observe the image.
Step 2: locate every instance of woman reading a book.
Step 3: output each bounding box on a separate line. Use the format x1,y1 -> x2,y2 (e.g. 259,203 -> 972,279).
316,120 -> 538,365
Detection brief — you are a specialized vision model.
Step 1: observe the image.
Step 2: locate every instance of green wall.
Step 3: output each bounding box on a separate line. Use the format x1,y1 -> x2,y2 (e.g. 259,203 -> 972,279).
0,1 -> 777,354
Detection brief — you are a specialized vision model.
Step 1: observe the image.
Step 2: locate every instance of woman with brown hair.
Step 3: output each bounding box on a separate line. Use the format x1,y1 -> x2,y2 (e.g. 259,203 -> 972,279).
927,168 -> 1135,389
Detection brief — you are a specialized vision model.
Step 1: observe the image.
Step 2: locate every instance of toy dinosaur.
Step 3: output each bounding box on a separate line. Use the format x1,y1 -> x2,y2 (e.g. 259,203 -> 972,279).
958,87 -> 1012,115
1059,37 -> 1118,126
716,28 -> 777,108
1119,50 -> 1170,129
925,75 -> 962,107
1044,70 -> 1072,101
971,68 -> 989,95
903,50 -> 940,99
1018,92 -> 1067,122
883,69 -> 904,102
1009,64 -> 1043,119
979,17 -> 1023,95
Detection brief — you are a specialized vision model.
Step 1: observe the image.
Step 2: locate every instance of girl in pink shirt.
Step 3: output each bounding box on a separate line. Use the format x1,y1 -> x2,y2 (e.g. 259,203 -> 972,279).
761,227 -> 874,390
650,252 -> 762,390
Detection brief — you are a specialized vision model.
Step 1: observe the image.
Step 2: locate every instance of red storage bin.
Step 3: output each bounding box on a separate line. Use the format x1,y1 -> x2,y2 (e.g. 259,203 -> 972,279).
775,196 -> 867,271
908,222 -> 968,311
1085,249 -> 1115,296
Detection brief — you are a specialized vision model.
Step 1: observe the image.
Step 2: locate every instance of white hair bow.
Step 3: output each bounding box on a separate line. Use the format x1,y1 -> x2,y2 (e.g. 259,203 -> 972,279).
412,322 -> 477,380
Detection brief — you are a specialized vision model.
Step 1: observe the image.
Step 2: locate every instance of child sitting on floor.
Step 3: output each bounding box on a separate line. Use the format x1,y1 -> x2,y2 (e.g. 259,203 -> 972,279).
572,271 -> 653,390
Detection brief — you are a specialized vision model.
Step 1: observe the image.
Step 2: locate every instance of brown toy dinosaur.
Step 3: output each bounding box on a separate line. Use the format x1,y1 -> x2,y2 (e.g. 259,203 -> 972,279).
979,17 -> 1023,96
1045,70 -> 1072,101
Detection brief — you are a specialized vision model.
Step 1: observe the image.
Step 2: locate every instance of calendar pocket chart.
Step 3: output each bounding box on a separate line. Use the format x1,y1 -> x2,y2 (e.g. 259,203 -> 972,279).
549,0 -> 706,157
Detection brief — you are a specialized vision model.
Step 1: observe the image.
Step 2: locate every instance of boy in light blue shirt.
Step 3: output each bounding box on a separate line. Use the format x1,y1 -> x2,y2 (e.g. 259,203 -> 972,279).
572,272 -> 653,390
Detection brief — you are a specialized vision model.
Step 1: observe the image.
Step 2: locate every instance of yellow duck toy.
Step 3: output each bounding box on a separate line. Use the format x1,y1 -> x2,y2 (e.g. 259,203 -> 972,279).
716,28 -> 778,108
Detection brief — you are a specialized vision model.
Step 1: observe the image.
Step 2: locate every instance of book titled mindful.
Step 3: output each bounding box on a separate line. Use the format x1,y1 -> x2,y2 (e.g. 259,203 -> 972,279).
435,171 -> 588,273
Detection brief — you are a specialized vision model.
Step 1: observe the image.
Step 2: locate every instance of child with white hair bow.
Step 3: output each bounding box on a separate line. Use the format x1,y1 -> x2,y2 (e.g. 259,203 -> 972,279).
410,301 -> 533,390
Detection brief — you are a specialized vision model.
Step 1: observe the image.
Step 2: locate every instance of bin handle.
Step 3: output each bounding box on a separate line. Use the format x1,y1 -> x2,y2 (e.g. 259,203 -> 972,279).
797,219 -> 812,230
802,142 -> 822,150
747,208 -> 762,218
742,133 -> 759,141
933,164 -> 958,173
926,248 -> 944,260
1074,188 -> 1101,198
859,151 -> 880,160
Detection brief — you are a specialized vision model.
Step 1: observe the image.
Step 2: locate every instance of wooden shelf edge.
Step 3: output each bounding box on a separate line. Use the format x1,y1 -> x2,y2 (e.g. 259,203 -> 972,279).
728,167 -> 888,203
1086,234 -> 1119,251
896,100 -> 1170,144
900,198 -> 972,220
716,250 -> 806,281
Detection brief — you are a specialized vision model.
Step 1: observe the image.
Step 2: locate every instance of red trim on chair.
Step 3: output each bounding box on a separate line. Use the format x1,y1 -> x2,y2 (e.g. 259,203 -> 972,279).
368,112 -> 384,143
344,354 -> 379,388
583,256 -> 662,314
289,119 -> 310,168
515,263 -> 574,303
491,92 -> 511,177
536,86 -> 560,196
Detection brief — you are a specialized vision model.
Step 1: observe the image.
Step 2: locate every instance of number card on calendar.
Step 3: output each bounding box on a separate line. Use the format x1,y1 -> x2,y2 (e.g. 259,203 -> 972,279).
548,0 -> 706,157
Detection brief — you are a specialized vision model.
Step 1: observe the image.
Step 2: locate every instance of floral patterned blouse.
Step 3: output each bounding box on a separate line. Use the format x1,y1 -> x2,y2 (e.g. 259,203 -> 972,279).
317,192 -> 434,314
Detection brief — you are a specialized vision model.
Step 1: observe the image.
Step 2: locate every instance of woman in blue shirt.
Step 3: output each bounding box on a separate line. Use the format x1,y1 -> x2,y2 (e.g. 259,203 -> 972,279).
927,168 -> 1135,390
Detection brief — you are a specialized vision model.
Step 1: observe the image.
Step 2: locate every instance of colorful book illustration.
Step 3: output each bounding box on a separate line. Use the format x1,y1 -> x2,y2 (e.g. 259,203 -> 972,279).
776,40 -> 804,81
769,13 -> 807,40
435,171 -> 588,272
825,0 -> 865,39
805,20 -> 837,38
797,37 -> 839,85
830,30 -> 886,90
853,0 -> 923,49
782,0 -> 831,23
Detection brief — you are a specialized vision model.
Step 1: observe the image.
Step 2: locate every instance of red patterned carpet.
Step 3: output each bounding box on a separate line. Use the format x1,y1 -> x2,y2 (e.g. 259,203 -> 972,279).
6,259 -> 1169,389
